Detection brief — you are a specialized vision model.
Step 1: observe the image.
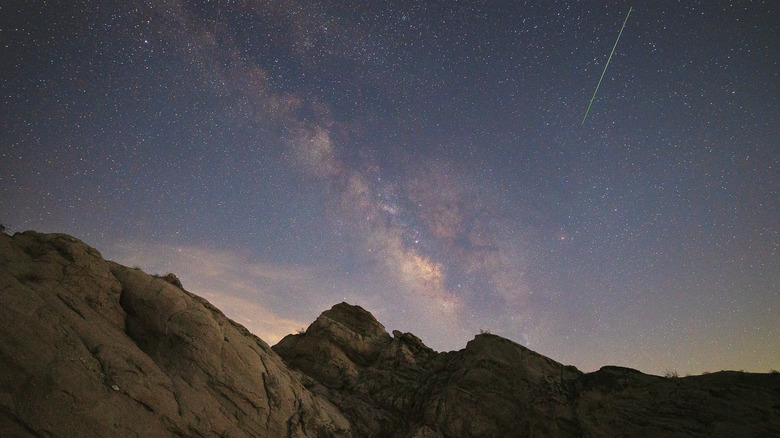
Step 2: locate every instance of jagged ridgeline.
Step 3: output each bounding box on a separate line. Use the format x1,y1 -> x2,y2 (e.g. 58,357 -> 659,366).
2,231 -> 779,437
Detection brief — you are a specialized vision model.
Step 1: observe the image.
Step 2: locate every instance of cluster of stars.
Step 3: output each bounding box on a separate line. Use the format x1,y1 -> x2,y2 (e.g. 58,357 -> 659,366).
1,0 -> 778,375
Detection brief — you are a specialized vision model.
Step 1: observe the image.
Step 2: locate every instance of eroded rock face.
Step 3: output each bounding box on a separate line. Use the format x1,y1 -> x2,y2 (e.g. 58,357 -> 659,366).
2,231 -> 780,437
273,302 -> 394,390
0,231 -> 350,437
276,303 -> 780,438
274,304 -> 584,437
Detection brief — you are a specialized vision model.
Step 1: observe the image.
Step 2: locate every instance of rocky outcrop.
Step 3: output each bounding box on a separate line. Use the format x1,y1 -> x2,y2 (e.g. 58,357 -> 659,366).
276,303 -> 780,438
274,303 -> 584,437
2,231 -> 779,437
0,231 -> 350,437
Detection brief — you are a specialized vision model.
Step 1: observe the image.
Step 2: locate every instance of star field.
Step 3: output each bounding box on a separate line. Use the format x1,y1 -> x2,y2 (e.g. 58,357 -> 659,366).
2,0 -> 778,375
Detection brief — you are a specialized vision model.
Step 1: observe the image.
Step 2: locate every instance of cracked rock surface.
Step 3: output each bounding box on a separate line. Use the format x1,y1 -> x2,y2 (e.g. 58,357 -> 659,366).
0,231 -> 350,437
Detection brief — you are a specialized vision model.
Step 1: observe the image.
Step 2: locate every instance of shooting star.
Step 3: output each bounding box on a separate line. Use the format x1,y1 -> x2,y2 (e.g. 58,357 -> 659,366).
582,7 -> 632,125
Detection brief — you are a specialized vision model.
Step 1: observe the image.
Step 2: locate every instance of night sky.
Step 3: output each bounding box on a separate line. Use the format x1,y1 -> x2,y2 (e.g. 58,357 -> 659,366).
2,0 -> 778,376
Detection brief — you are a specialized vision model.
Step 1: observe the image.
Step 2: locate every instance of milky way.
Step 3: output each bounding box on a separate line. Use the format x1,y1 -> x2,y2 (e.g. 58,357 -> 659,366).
2,0 -> 778,375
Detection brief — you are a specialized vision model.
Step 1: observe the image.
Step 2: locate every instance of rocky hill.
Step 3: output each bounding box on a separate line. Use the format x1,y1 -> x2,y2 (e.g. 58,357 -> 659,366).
274,305 -> 780,437
0,231 -> 349,437
1,231 -> 779,437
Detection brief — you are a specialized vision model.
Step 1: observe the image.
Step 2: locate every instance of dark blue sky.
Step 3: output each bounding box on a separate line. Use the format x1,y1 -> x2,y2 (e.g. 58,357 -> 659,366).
2,0 -> 778,375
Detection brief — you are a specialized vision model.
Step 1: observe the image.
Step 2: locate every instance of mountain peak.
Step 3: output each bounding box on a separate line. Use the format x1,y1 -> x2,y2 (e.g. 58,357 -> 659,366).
319,302 -> 388,339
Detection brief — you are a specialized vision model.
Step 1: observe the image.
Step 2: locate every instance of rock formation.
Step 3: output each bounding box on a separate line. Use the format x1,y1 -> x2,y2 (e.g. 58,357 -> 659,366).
0,231 -> 349,437
1,230 -> 779,437
273,303 -> 584,437
276,302 -> 780,437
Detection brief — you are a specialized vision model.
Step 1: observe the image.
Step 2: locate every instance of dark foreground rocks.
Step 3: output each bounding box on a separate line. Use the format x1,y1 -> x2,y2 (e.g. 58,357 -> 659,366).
1,231 -> 779,437
274,303 -> 780,438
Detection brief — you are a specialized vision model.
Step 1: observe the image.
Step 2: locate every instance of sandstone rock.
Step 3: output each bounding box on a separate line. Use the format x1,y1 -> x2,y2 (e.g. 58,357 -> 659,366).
0,231 -> 351,437
416,334 -> 583,437
274,306 -> 584,437
276,303 -> 780,438
2,231 -> 779,437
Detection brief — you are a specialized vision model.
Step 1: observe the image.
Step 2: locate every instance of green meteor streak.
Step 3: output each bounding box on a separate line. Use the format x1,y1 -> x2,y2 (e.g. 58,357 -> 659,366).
582,7 -> 632,125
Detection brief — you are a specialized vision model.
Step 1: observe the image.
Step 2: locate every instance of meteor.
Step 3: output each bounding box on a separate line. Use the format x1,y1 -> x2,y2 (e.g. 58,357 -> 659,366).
582,7 -> 632,125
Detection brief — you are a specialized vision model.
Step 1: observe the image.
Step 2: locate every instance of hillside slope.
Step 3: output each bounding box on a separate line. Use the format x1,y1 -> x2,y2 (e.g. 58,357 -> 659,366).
0,231 -> 350,437
1,231 -> 778,437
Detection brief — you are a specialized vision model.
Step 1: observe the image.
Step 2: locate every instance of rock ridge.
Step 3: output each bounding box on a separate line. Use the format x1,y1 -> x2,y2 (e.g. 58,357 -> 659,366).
2,231 -> 779,437
274,302 -> 780,438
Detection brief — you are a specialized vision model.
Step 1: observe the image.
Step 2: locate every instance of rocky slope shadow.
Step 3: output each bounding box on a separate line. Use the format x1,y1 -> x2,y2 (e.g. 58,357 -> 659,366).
0,231 -> 350,437
274,303 -> 780,438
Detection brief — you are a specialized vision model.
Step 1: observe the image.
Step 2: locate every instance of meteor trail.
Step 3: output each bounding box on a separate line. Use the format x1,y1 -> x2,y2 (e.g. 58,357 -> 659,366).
582,7 -> 632,125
